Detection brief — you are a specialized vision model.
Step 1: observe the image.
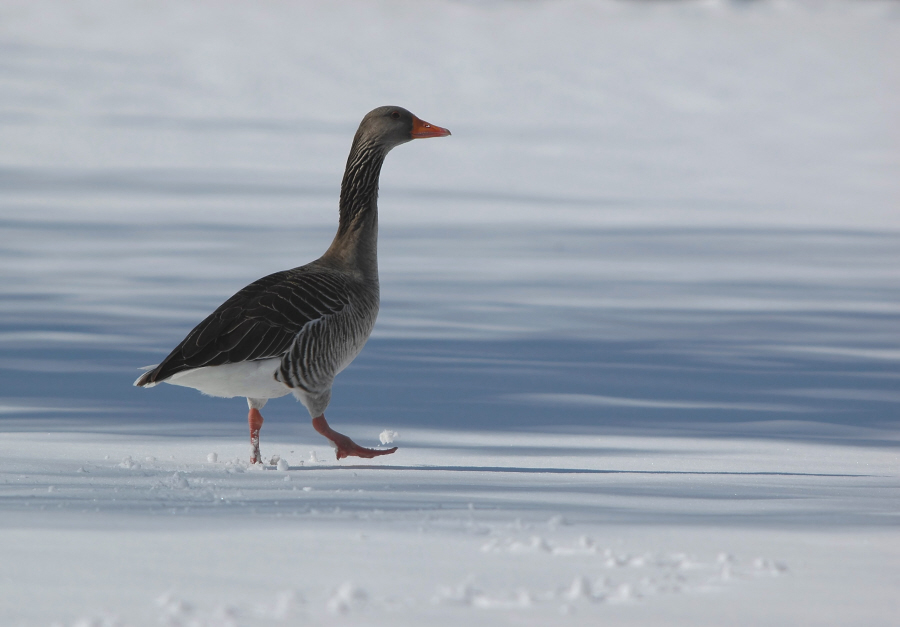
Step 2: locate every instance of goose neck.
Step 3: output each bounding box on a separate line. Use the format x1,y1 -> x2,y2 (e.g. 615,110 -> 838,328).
324,136 -> 387,277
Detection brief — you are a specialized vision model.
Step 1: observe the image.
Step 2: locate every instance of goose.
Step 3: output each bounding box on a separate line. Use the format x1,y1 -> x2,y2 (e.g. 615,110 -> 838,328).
135,106 -> 450,463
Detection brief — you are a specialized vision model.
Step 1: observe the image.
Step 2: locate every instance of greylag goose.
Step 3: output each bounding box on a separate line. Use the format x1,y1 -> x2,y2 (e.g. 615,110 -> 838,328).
135,106 -> 450,463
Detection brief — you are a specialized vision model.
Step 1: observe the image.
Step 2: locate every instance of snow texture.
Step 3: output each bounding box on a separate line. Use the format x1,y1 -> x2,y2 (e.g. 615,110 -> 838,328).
1,1 -> 899,626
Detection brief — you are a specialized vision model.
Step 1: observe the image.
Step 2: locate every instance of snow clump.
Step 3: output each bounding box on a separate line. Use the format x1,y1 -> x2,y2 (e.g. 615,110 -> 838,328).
155,592 -> 193,622
327,582 -> 367,614
563,576 -> 597,602
167,472 -> 189,489
753,557 -> 788,576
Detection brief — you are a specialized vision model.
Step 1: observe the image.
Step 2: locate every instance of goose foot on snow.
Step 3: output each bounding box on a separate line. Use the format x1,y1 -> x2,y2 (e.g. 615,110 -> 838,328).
312,415 -> 398,460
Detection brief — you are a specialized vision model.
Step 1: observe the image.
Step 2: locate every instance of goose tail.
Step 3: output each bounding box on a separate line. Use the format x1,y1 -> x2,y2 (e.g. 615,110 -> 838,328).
134,365 -> 160,387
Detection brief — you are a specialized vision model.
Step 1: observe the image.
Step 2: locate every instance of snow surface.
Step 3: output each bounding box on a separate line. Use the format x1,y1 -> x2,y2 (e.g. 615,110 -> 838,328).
1,0 -> 899,625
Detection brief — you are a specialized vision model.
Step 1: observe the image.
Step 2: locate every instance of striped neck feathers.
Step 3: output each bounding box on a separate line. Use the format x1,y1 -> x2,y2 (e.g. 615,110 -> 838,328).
336,135 -> 387,238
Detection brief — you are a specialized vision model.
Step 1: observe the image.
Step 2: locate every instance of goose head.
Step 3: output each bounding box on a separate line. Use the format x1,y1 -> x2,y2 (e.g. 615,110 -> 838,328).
356,106 -> 451,151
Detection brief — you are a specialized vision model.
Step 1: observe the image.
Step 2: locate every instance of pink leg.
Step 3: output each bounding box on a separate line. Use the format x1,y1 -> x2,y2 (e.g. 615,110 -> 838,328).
312,415 -> 398,460
248,408 -> 264,464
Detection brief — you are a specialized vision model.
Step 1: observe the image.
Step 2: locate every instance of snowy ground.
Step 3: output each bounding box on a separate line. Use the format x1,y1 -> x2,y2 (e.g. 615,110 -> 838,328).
1,429 -> 897,626
1,1 -> 899,625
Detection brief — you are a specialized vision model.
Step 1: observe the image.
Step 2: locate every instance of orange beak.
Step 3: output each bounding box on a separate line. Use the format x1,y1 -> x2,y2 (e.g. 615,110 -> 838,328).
411,115 -> 451,139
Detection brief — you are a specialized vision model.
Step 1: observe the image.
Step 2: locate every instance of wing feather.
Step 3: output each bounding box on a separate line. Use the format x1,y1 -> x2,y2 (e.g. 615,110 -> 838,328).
137,265 -> 352,385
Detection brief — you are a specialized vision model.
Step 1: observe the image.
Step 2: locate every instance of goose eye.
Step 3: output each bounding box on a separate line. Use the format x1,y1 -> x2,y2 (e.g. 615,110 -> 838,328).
390,111 -> 400,119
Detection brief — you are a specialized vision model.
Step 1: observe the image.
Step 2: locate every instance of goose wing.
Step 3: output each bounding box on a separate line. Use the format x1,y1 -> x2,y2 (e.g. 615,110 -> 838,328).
136,267 -> 351,386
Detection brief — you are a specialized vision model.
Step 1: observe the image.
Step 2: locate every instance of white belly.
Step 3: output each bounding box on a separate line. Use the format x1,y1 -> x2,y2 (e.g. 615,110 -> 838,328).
164,358 -> 291,400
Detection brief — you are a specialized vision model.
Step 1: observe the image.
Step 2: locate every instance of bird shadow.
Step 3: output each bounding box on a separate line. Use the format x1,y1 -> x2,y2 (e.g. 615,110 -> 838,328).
280,464 -> 869,478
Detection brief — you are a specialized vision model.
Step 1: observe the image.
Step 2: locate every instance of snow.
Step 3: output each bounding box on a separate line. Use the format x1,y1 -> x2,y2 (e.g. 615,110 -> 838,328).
1,0 -> 899,626
380,429 -> 399,445
1,430 -> 897,625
